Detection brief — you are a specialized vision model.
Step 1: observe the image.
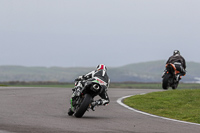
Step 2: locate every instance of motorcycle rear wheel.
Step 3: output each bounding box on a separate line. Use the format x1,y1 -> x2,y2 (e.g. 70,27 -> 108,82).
74,94 -> 92,118
162,73 -> 171,90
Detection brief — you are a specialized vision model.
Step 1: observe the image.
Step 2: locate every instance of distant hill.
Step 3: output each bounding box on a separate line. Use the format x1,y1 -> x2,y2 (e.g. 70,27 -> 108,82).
0,60 -> 199,82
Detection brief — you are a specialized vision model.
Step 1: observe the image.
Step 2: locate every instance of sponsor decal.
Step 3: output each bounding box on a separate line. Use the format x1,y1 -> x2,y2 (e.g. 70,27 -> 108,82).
97,78 -> 106,85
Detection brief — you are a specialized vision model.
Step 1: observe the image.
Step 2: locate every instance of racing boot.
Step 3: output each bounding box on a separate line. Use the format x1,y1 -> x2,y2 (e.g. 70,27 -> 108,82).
90,99 -> 103,111
176,73 -> 181,81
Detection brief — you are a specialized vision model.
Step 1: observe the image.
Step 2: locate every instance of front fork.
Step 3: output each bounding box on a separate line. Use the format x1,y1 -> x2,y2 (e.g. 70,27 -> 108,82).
70,93 -> 85,112
70,98 -> 74,112
70,85 -> 83,111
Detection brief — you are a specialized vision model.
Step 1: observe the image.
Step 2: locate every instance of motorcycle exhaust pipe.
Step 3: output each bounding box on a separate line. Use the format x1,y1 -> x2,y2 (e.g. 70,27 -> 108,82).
93,84 -> 100,90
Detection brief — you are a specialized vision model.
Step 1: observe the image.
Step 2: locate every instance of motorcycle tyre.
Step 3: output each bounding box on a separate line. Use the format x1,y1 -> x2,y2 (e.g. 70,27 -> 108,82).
162,73 -> 171,90
172,81 -> 179,90
172,86 -> 176,90
74,94 -> 92,118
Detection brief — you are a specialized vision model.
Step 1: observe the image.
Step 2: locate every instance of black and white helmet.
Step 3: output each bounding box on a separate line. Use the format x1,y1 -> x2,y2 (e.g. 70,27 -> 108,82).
96,64 -> 107,71
173,50 -> 180,56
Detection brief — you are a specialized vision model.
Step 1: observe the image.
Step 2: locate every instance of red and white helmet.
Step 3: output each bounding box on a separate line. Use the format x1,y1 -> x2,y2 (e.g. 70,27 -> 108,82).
96,64 -> 107,71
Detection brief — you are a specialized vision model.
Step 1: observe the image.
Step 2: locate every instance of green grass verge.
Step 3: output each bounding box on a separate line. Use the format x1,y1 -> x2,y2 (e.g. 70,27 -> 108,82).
0,84 -> 7,87
1,82 -> 200,89
9,84 -> 75,88
123,89 -> 200,124
110,82 -> 200,89
0,82 -> 75,88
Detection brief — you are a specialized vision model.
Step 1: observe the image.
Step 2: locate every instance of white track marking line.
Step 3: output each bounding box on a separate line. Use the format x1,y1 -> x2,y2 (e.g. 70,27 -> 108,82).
117,95 -> 200,126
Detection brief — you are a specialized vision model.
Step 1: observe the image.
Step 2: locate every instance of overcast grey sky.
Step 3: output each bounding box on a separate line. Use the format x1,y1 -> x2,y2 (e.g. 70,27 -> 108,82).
0,0 -> 199,67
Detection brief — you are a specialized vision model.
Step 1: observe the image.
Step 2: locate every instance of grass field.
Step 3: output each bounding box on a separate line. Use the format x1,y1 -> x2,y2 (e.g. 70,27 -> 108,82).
124,89 -> 200,124
1,82 -> 200,89
109,82 -> 200,89
0,82 -> 75,88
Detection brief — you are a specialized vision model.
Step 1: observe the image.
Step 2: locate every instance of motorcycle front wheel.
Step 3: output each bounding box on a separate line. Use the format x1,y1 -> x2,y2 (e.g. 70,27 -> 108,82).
162,73 -> 171,90
74,94 -> 92,118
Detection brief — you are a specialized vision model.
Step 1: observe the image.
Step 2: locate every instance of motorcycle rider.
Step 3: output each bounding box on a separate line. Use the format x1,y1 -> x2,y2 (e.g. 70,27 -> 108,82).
69,64 -> 110,114
163,50 -> 186,81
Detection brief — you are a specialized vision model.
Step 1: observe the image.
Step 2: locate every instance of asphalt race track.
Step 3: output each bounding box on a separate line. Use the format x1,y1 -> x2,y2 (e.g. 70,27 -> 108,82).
0,87 -> 200,133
